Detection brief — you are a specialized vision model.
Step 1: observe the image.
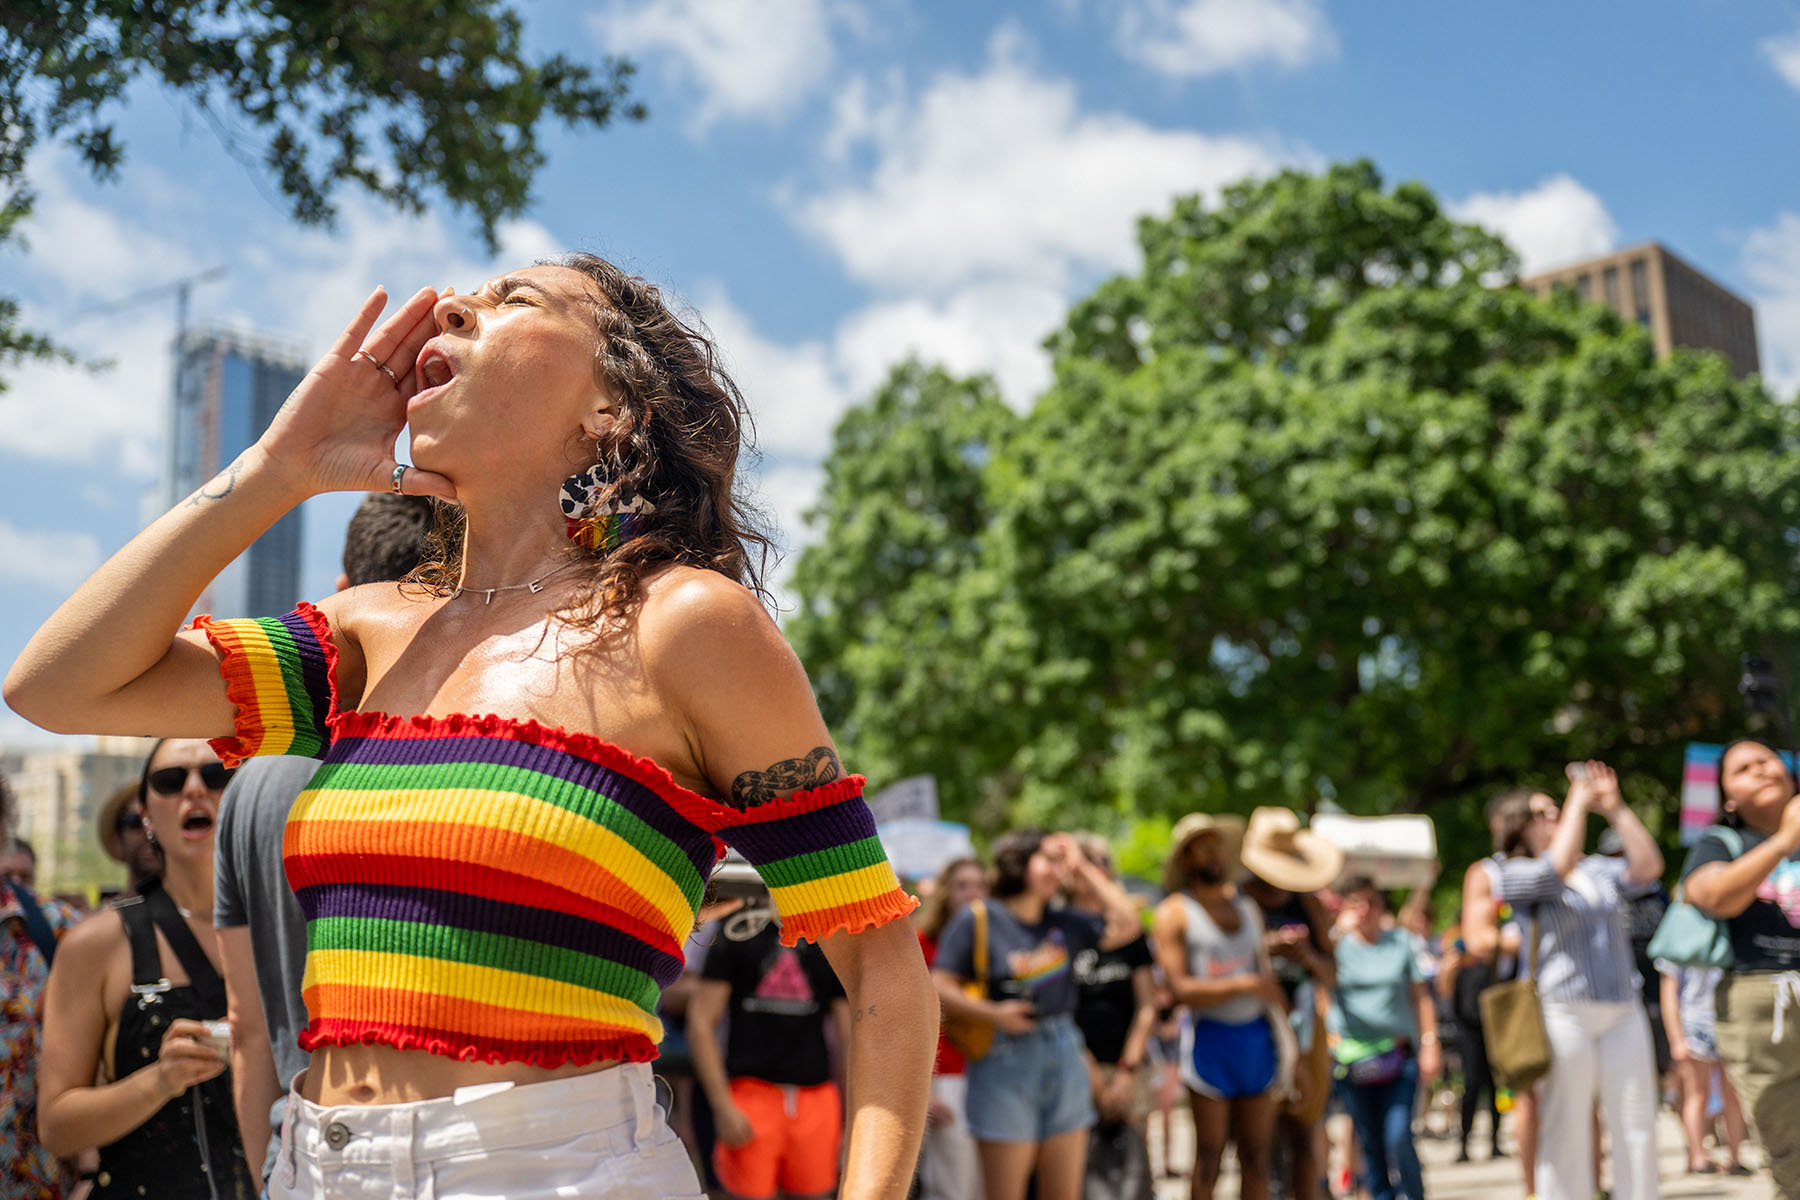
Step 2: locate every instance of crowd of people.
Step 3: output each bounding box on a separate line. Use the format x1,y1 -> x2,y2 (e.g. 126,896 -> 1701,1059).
0,255 -> 1796,1200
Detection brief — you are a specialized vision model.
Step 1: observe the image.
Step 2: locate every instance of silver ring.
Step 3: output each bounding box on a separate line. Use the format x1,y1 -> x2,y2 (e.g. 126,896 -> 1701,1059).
355,348 -> 401,387
391,464 -> 408,495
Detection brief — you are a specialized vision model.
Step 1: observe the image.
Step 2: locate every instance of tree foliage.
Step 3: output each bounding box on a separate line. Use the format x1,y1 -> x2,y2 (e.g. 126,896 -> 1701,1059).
0,1 -> 644,385
789,162 -> 1800,870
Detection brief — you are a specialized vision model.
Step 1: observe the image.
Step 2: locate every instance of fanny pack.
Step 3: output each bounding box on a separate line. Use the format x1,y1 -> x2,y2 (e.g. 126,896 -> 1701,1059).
1333,1036 -> 1408,1087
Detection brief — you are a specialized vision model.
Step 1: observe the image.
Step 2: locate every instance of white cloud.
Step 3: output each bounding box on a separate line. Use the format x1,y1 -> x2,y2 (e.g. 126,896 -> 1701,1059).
794,30 -> 1300,294
1743,212 -> 1800,398
0,518 -> 103,592
1451,174 -> 1619,276
701,289 -> 847,460
1762,20 -> 1800,91
833,282 -> 1065,406
593,0 -> 850,131
1111,0 -> 1336,79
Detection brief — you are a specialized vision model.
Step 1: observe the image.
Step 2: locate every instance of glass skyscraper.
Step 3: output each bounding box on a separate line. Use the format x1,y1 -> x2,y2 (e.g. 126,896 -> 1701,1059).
165,328 -> 308,617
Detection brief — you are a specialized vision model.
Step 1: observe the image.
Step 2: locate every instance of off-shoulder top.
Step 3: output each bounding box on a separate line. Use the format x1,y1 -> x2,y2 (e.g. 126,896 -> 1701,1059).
191,604 -> 916,1068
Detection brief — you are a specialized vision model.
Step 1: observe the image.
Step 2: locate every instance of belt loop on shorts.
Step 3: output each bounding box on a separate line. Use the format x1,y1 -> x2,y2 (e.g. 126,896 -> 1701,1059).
630,1065 -> 657,1148
390,1105 -> 416,1199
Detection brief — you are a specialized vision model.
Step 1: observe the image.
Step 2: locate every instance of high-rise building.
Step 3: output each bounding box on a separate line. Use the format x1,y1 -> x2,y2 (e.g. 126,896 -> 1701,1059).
165,327 -> 309,617
1520,243 -> 1760,379
3,737 -> 152,896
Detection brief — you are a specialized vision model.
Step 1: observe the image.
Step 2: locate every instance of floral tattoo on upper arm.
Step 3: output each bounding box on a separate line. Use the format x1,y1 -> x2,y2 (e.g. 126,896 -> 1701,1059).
729,745 -> 842,810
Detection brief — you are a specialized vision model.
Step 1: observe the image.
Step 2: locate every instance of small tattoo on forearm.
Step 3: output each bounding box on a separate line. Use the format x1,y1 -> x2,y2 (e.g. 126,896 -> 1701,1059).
852,1004 -> 877,1024
186,462 -> 241,507
729,746 -> 841,810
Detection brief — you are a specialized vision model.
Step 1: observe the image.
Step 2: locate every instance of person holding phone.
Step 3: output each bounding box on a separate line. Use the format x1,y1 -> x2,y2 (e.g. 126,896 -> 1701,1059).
37,739 -> 254,1199
1489,763 -> 1663,1200
931,830 -> 1141,1200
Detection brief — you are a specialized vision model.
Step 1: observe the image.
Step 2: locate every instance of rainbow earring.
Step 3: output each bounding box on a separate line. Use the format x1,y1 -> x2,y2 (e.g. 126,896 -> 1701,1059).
559,454 -> 655,552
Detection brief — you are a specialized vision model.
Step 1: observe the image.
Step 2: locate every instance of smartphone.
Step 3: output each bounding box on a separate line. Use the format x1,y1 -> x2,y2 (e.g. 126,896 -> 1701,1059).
199,1019 -> 231,1058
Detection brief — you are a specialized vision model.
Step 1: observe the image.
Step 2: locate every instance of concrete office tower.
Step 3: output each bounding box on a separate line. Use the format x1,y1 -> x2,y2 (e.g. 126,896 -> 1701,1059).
164,328 -> 308,617
1521,243 -> 1760,379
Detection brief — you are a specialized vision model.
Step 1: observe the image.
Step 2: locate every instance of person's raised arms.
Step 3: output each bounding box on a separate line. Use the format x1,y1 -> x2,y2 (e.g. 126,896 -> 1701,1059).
5,287 -> 450,737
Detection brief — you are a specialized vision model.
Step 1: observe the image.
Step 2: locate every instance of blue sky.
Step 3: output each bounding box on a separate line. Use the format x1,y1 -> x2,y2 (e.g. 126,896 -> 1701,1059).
4,0 -> 1800,750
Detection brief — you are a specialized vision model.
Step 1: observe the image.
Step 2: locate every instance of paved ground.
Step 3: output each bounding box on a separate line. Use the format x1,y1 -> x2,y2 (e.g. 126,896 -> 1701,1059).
1146,1106 -> 1768,1199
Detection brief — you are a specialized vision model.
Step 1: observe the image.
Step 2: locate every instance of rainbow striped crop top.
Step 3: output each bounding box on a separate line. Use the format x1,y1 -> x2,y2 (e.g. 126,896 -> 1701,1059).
192,604 -> 916,1068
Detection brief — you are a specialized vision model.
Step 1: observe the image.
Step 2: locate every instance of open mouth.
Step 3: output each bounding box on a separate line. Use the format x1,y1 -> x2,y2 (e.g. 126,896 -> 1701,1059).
180,811 -> 216,839
416,348 -> 455,392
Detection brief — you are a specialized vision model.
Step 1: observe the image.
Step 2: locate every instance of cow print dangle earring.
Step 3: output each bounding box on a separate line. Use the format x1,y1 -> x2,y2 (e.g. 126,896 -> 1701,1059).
559,441 -> 654,552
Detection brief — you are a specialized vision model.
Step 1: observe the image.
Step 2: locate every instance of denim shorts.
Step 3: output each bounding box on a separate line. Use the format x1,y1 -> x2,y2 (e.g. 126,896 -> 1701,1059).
963,1013 -> 1096,1144
270,1062 -> 703,1199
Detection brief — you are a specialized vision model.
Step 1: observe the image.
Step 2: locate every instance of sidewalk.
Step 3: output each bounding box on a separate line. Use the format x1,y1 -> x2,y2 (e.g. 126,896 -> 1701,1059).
1148,1106 -> 1766,1199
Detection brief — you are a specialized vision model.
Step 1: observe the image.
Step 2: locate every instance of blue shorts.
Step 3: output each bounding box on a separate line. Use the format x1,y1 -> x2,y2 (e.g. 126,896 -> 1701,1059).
1181,1013 -> 1278,1100
964,1013 -> 1096,1143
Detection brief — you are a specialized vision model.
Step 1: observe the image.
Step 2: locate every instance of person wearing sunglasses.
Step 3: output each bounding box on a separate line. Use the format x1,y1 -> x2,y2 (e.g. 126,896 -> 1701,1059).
37,738 -> 255,1198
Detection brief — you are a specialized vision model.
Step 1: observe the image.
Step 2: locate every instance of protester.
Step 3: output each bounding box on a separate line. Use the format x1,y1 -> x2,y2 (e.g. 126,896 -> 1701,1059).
1239,807 -> 1342,1200
1434,925 -> 1503,1164
1680,737 -> 1800,1196
1068,833 -> 1157,1200
1490,764 -> 1663,1200
6,262 -> 935,1199
1151,813 -> 1289,1200
1657,961 -> 1749,1176
38,739 -> 254,1198
95,782 -> 160,900
689,909 -> 849,1200
1459,791 -> 1536,1188
931,830 -> 1142,1200
914,856 -> 989,1200
1329,877 -> 1439,1200
0,774 -> 82,1198
213,492 -> 438,1182
0,835 -> 35,887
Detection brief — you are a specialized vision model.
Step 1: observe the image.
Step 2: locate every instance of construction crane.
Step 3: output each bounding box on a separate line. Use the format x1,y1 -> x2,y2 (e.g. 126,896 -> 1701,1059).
72,266 -> 227,350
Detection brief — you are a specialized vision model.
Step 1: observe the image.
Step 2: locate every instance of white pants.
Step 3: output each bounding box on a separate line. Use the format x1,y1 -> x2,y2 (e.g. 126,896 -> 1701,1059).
270,1062 -> 704,1199
918,1074 -> 984,1200
1535,1000 -> 1660,1200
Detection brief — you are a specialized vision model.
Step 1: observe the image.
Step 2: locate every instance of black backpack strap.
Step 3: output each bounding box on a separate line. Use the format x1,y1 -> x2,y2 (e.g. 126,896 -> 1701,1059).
115,896 -> 168,991
142,886 -> 227,1014
9,881 -> 57,967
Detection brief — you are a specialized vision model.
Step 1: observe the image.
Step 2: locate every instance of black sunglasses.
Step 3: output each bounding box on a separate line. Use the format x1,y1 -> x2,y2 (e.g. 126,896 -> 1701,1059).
147,763 -> 234,796
116,810 -> 144,833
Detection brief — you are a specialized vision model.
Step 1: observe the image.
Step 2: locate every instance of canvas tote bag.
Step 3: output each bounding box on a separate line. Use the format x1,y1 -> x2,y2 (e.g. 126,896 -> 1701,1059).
1478,911 -> 1551,1091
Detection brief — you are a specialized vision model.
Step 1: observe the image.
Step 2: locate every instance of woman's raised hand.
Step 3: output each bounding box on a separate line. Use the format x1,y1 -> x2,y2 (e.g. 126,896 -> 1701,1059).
256,286 -> 457,501
154,1019 -> 229,1098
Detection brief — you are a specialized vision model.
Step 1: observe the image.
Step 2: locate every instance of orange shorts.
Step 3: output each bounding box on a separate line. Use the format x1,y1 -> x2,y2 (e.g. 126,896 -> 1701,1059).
713,1077 -> 842,1200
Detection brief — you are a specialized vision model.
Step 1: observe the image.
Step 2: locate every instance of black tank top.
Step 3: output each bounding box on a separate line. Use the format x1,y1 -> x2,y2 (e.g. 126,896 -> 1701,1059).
92,886 -> 252,1200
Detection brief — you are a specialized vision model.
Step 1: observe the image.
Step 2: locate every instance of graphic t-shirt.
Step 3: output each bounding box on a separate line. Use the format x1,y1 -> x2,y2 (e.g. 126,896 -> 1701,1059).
936,902 -> 1105,1019
702,919 -> 845,1086
1682,828 -> 1800,972
1073,933 -> 1154,1065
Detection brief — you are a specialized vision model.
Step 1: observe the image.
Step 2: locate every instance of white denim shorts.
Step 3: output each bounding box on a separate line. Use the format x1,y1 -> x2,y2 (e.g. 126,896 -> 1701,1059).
269,1062 -> 704,1200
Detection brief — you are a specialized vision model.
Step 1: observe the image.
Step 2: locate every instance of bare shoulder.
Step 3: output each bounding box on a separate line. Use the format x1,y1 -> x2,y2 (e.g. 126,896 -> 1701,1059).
50,905 -> 125,976
318,580 -> 434,640
637,568 -> 790,671
1152,894 -> 1188,933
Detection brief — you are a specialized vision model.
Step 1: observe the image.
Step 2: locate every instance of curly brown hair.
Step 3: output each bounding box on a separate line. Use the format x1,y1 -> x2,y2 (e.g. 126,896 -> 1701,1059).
413,253 -> 774,630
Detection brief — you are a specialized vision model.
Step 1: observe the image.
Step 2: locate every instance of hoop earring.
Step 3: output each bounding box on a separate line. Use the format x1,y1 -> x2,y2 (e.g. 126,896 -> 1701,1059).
558,445 -> 655,552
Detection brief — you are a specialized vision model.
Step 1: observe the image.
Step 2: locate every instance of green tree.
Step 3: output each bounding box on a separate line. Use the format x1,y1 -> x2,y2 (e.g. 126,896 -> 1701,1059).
791,162 -> 1800,871
1,1 -> 644,386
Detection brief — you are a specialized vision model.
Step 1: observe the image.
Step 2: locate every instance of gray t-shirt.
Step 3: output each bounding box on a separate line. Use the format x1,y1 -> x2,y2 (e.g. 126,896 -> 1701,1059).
1331,928 -> 1423,1043
214,754 -> 319,1090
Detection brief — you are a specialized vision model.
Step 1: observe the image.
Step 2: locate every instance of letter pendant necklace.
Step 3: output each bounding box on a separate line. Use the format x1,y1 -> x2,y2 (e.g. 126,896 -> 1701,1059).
449,560 -> 581,604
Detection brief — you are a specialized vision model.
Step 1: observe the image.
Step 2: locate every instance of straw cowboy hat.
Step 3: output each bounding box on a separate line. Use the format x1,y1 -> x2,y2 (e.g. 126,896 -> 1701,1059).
96,780 -> 142,865
1162,812 -> 1246,893
1240,806 -> 1344,894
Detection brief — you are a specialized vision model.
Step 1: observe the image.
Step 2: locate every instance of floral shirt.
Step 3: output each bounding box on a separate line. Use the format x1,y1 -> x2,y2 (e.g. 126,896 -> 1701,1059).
0,882 -> 80,1200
